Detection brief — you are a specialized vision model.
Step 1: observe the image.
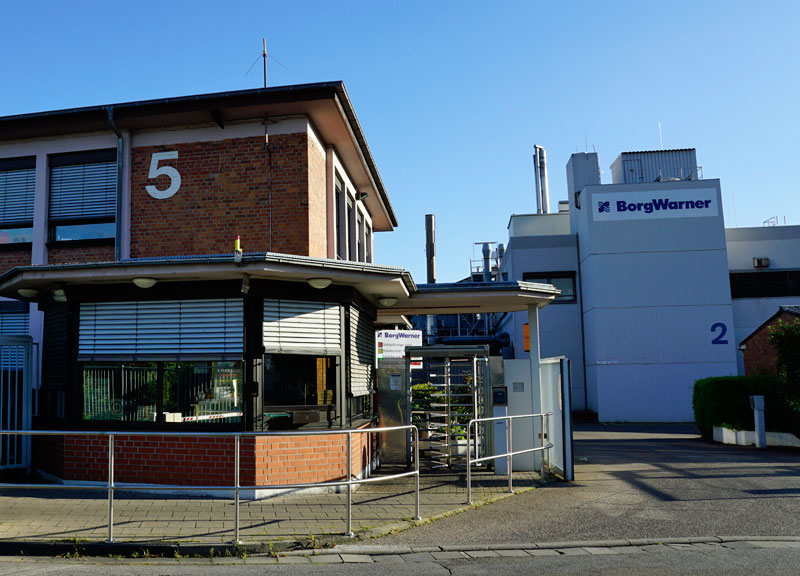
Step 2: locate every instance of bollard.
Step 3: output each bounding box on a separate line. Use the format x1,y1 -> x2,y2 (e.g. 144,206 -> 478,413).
749,395 -> 766,448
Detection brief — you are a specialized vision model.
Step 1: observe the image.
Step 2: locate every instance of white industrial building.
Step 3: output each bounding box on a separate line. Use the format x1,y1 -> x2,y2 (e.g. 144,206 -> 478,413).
497,149 -> 800,422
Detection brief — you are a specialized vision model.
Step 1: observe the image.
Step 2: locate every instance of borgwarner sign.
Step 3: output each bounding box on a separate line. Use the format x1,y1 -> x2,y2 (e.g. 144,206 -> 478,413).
592,188 -> 719,221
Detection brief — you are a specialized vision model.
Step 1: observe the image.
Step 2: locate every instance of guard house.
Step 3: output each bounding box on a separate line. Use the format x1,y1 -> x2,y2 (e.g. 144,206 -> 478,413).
0,83 -> 558,488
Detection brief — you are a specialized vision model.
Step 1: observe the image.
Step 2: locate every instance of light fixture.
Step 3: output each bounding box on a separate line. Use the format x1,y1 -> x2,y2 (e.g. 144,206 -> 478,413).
241,273 -> 250,295
51,288 -> 67,303
17,288 -> 38,299
356,191 -> 369,202
133,277 -> 157,289
308,277 -> 332,290
378,296 -> 398,307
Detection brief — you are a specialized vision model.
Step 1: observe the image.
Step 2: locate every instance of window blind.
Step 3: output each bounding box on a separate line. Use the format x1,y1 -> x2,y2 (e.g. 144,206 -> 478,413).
78,299 -> 243,360
263,299 -> 342,355
49,161 -> 116,220
349,306 -> 374,397
0,168 -> 35,225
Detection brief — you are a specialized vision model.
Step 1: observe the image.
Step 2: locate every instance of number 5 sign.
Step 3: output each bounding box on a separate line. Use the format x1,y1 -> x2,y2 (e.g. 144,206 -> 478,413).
145,151 -> 181,199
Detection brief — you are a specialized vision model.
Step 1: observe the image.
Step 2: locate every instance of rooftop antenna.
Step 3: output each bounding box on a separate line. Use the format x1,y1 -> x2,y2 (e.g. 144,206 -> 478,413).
262,37 -> 267,87
245,37 -> 290,88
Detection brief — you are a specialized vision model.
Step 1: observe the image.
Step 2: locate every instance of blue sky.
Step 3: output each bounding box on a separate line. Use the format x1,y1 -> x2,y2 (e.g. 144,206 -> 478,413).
2,1 -> 799,282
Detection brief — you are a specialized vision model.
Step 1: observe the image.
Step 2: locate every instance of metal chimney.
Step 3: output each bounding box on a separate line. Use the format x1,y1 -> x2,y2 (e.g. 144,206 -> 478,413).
425,214 -> 436,284
533,145 -> 550,214
482,242 -> 492,283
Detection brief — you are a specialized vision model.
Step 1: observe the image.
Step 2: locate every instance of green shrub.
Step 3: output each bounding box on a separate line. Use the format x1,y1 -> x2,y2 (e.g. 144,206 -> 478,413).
769,317 -> 800,405
692,374 -> 798,438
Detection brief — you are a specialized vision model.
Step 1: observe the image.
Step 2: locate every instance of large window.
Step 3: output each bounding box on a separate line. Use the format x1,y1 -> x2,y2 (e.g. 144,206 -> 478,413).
335,178 -> 344,259
730,271 -> 800,299
0,157 -> 35,244
82,361 -> 243,424
49,150 -> 116,242
522,271 -> 577,303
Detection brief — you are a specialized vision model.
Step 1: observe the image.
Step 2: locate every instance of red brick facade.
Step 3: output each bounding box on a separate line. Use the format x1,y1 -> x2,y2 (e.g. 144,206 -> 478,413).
0,247 -> 32,276
33,427 -> 375,489
129,133 -> 328,260
743,311 -> 800,375
48,245 -> 115,266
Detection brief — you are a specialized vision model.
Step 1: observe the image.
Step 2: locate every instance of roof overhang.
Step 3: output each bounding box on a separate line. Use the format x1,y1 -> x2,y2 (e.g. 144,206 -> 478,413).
0,82 -> 396,231
0,256 -> 557,316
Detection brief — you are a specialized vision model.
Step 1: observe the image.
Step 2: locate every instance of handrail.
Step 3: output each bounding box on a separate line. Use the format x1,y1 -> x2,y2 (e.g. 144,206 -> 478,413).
0,425 -> 421,543
466,412 -> 553,504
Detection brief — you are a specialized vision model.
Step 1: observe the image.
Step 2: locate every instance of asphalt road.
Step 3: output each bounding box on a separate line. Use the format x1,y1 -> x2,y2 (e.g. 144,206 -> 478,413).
376,423 -> 800,546
1,545 -> 800,576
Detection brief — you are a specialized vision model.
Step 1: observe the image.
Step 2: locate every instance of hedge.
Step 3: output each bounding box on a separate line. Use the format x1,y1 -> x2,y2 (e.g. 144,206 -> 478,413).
692,375 -> 800,439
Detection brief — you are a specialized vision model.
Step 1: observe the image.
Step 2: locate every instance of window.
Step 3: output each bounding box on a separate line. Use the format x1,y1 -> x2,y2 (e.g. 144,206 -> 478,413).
82,361 -> 243,424
262,299 -> 342,428
49,150 -> 116,242
0,301 -> 29,335
357,213 -> 364,262
730,271 -> 800,299
335,178 -> 344,259
522,271 -> 577,303
346,197 -> 354,261
0,157 -> 35,244
365,224 -> 372,263
77,299 -> 244,424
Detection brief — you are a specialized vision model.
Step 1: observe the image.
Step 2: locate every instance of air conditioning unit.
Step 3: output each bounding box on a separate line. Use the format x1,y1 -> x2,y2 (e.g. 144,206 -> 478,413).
753,257 -> 770,269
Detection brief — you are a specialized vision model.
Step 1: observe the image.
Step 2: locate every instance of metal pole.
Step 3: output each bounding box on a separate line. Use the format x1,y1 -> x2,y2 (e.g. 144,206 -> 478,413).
507,418 -> 512,494
467,421 -> 472,505
234,435 -> 240,544
107,434 -> 114,543
413,426 -> 421,520
346,431 -> 354,537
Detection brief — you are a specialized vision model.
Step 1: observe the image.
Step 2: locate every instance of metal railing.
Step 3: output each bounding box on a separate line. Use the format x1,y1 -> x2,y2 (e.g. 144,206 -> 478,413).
0,425 -> 420,542
466,412 -> 553,504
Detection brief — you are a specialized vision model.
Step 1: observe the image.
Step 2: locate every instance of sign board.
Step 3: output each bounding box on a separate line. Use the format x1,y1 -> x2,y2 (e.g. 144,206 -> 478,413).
375,330 -> 422,366
592,188 -> 718,221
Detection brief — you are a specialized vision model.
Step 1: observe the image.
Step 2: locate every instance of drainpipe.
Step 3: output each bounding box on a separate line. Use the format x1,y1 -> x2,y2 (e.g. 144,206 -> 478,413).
106,107 -> 124,261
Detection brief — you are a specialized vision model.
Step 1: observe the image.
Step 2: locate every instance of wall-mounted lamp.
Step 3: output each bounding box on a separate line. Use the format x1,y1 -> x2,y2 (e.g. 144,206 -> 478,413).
51,288 -> 67,303
378,296 -> 398,307
308,277 -> 332,290
17,288 -> 38,299
241,273 -> 251,295
356,191 -> 369,202
133,278 -> 157,289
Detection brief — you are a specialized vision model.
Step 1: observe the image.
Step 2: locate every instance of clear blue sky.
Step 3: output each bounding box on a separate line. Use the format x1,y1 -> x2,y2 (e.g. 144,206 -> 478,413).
2,1 -> 799,282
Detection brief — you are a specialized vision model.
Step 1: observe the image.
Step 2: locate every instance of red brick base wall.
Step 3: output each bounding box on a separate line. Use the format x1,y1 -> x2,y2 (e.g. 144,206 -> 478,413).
33,425 -> 375,489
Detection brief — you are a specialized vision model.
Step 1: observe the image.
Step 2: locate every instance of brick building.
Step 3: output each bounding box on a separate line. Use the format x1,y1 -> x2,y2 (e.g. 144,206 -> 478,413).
0,82 -> 557,489
740,306 -> 800,375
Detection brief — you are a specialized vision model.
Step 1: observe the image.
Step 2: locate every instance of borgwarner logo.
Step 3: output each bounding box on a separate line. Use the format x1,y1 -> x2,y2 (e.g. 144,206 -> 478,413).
599,197 -> 712,214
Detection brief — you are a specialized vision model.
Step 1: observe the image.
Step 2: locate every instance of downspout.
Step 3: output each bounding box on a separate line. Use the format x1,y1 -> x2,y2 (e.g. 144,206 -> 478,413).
106,107 -> 124,261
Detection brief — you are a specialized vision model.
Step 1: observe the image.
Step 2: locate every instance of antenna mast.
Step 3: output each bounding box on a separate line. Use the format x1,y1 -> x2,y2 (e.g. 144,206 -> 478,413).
262,38 -> 268,88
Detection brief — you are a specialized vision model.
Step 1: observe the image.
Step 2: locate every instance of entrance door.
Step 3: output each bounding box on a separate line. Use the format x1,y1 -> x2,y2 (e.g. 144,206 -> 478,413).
0,335 -> 33,469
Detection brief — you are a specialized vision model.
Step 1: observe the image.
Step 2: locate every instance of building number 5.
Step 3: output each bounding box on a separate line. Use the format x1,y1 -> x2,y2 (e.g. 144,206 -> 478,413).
145,151 -> 181,199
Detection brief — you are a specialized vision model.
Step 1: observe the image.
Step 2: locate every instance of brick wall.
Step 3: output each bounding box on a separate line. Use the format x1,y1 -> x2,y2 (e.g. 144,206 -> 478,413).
743,311 -> 799,375
130,134 -> 320,259
39,427 -> 374,488
0,247 -> 32,276
307,137 -> 328,258
48,245 -> 115,265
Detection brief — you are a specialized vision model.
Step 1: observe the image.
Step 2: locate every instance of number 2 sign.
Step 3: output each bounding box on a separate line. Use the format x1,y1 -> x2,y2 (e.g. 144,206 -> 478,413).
145,151 -> 181,199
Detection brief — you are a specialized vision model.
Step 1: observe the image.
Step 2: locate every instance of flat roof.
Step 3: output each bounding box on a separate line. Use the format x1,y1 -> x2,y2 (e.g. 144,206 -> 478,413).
0,255 -> 557,315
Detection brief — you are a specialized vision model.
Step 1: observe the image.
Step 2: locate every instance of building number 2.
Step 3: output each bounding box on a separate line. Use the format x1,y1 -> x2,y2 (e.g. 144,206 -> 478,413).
710,322 -> 728,345
145,151 -> 181,199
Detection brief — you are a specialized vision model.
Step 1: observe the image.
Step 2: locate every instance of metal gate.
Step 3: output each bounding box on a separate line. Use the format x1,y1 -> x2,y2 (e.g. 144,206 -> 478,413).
0,335 -> 33,469
407,346 -> 489,469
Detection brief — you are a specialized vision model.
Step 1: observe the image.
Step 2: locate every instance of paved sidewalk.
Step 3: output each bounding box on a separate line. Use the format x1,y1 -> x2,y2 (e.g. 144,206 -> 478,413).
0,467 -> 542,549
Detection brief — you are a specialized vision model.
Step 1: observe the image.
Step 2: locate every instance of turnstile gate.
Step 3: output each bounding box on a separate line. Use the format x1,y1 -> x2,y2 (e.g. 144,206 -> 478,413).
407,346 -> 489,469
